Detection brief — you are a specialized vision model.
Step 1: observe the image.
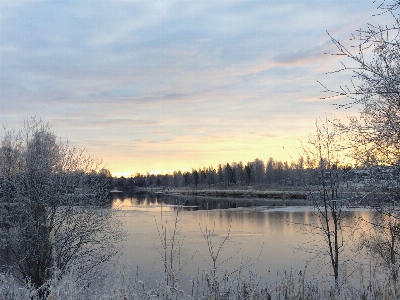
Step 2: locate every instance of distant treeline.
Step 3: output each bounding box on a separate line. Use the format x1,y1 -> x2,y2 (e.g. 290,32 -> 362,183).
112,157 -> 356,192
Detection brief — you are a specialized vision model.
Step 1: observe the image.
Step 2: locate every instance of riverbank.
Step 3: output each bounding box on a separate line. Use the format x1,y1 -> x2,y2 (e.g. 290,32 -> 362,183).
137,186 -> 308,200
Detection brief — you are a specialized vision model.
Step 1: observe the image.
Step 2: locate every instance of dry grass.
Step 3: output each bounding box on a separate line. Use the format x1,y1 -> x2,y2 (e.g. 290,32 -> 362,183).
1,263 -> 399,300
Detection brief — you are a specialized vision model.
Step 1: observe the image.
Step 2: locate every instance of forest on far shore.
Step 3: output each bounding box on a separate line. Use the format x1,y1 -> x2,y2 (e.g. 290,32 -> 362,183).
111,156 -> 383,193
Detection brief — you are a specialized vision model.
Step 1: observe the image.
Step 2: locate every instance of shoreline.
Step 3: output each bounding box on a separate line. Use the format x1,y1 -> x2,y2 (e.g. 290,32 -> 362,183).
132,187 -> 374,210
136,186 -> 308,200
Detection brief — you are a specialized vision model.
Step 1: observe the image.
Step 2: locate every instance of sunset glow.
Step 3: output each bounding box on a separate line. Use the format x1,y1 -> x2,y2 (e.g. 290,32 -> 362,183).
0,1 -> 391,176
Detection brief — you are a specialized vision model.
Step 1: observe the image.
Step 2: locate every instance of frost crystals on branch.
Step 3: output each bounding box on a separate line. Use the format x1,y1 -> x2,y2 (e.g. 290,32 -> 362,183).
0,118 -> 124,299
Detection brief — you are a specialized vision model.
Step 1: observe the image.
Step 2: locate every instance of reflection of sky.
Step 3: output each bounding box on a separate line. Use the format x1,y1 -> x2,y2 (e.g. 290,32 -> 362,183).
0,1 -> 392,175
115,193 -> 375,291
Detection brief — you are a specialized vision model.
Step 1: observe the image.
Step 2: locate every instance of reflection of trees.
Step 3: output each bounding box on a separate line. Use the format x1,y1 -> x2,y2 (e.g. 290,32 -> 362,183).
121,193 -> 293,216
114,192 -> 269,226
115,192 -> 270,210
264,211 -> 316,233
216,210 -> 267,229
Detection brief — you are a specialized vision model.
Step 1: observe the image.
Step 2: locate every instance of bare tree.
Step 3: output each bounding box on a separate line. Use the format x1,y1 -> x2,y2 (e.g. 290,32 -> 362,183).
302,119 -> 352,281
320,0 -> 400,285
0,119 -> 123,298
320,0 -> 400,168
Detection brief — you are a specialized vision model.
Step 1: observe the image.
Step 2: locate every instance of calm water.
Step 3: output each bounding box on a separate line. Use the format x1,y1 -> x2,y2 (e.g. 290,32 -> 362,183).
112,192 -> 374,290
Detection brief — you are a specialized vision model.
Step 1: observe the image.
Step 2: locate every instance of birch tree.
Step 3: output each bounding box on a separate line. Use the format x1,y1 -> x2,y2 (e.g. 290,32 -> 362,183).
321,1 -> 400,168
302,119 -> 351,281
321,0 -> 400,285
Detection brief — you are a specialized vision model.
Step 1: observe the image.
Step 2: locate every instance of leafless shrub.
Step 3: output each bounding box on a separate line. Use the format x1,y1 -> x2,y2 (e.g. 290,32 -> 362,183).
0,118 -> 124,298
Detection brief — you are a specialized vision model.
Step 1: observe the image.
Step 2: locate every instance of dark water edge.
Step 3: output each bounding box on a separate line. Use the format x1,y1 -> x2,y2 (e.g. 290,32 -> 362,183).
112,191 -> 312,211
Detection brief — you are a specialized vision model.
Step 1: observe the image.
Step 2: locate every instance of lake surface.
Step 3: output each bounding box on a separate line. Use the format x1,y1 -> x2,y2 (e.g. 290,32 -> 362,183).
112,192 -> 375,290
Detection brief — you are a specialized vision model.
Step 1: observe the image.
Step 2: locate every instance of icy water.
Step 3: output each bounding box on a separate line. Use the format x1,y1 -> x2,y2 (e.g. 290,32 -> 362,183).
112,192 -> 374,290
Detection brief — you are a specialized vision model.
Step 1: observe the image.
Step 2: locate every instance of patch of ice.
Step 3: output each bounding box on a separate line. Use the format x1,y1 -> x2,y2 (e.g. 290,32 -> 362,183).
262,206 -> 316,213
263,206 -> 373,213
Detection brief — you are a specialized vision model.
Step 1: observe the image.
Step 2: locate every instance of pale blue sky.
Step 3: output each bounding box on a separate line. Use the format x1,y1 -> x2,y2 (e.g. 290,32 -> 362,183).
0,0 -> 391,175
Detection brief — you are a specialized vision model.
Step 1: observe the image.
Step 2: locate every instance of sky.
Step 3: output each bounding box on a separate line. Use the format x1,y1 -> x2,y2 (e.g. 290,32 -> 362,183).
0,0 -> 393,177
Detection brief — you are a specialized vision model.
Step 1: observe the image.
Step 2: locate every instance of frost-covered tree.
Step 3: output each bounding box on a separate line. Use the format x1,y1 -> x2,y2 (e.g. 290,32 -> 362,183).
0,119 -> 123,298
302,119 -> 352,281
321,0 -> 400,284
321,1 -> 400,169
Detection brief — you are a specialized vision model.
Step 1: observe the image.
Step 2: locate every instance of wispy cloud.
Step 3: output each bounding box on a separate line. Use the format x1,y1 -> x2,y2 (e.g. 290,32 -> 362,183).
55,118 -> 158,128
0,0 -> 390,173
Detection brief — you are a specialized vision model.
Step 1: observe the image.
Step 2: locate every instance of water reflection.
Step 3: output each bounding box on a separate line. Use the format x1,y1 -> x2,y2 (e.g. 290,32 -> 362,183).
112,191 -> 284,211
113,192 -> 375,291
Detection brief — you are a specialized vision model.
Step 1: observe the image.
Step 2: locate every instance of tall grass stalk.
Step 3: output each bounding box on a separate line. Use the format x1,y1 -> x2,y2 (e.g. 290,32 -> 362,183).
2,263 -> 399,299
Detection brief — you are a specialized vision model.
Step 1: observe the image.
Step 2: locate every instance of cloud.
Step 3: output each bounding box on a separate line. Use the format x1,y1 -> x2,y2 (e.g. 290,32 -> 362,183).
0,0 -> 393,174
273,45 -> 327,66
55,118 -> 158,129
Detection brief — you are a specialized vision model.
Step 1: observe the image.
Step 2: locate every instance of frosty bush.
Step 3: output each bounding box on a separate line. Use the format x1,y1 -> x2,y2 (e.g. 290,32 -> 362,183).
0,119 -> 124,298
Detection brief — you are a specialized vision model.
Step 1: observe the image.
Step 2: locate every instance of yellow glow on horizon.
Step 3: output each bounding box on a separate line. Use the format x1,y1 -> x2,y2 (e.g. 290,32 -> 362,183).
111,171 -> 134,178
104,135 -> 306,176
84,114 -> 344,177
